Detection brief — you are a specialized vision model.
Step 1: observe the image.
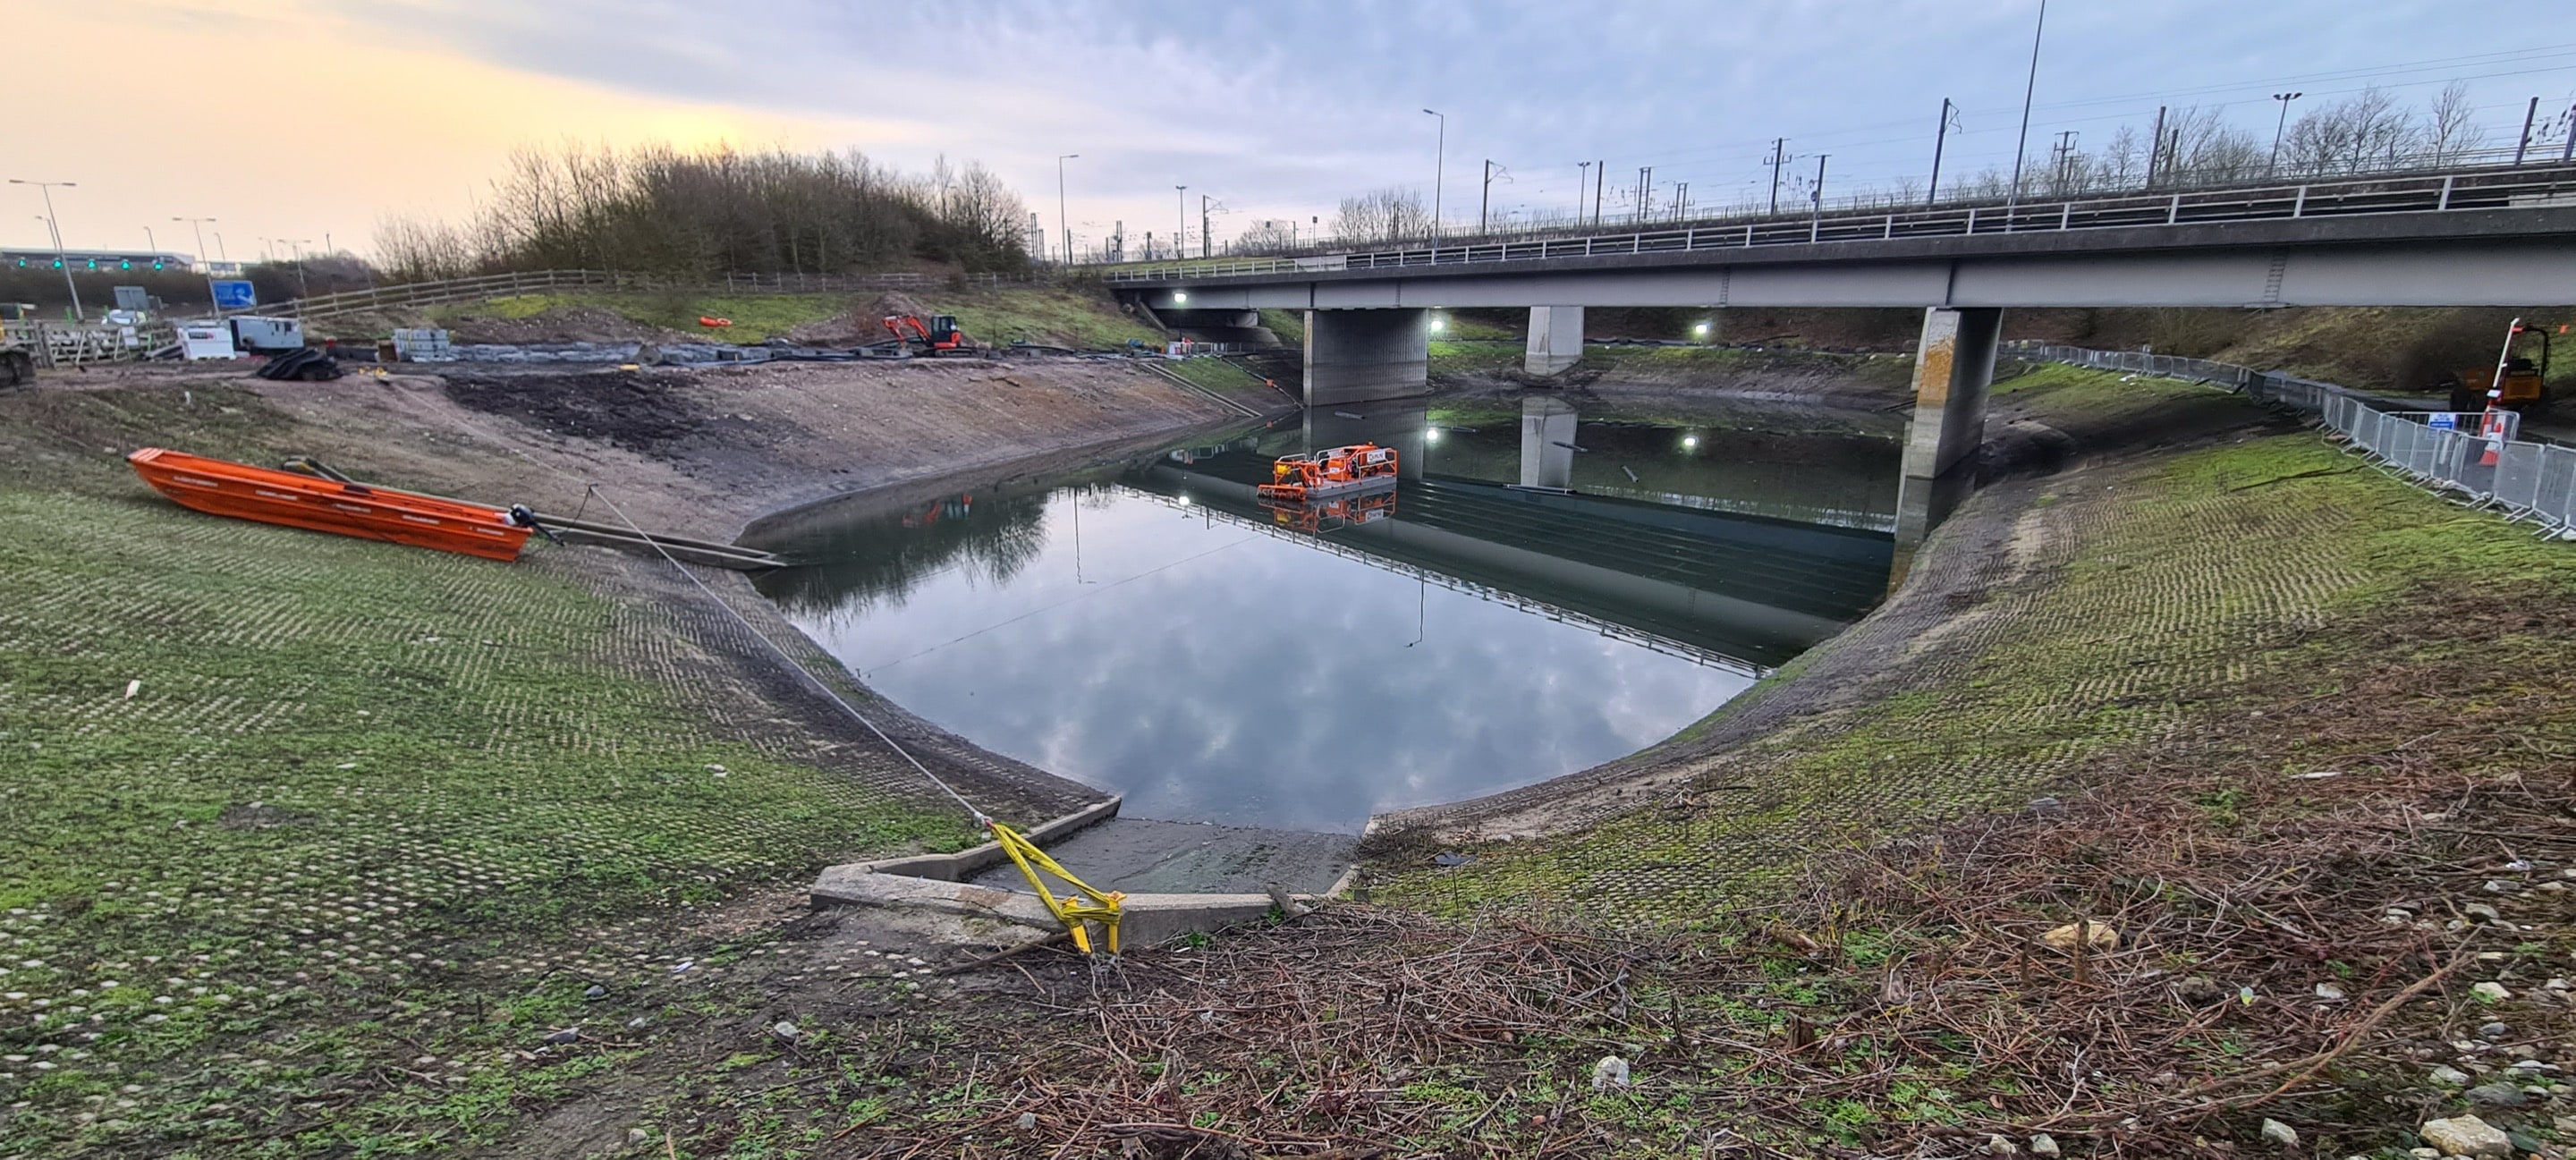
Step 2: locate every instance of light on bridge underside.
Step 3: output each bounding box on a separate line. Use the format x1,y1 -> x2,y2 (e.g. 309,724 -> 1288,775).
1428,317 -> 1446,332
1178,495 -> 1191,506
1425,428 -> 1442,444
1692,322 -> 1710,335
1682,435 -> 1699,450
1173,292 -> 1187,304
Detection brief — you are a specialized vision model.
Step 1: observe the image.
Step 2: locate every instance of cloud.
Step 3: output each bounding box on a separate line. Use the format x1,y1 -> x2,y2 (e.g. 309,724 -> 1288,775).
17,1 -> 2564,256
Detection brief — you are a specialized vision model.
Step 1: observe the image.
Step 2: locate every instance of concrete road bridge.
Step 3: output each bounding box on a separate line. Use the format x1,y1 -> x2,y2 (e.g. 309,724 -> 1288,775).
1112,164 -> 2576,539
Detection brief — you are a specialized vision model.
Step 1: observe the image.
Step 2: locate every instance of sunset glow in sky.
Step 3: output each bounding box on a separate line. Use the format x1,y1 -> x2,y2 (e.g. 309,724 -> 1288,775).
15,0 -> 2573,262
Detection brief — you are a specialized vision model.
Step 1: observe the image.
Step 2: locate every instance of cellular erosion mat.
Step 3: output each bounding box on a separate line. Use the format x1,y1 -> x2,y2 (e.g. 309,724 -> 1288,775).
0,382 -> 1101,1156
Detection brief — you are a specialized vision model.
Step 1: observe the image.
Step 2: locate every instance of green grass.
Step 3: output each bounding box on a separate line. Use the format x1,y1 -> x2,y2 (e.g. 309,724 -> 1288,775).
941,285 -> 1161,349
425,284 -> 1164,351
1377,368 -> 2574,920
1258,309 -> 1305,346
0,399 -> 981,1153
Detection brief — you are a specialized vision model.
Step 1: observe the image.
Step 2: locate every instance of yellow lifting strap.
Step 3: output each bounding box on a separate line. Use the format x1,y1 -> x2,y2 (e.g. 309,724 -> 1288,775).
987,820 -> 1125,954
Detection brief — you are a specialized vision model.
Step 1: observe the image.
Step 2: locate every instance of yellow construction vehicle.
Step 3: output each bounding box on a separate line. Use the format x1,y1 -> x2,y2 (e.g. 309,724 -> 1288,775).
2443,322 -> 2553,416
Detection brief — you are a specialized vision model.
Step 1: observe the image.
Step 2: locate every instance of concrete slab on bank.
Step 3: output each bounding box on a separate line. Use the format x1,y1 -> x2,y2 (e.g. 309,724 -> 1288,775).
807,800 -> 1360,948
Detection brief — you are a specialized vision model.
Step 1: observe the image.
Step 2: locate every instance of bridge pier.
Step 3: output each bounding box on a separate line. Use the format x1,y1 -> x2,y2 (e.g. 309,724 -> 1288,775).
1303,309 -> 1428,407
1524,306 -> 1584,377
1894,307 -> 2001,546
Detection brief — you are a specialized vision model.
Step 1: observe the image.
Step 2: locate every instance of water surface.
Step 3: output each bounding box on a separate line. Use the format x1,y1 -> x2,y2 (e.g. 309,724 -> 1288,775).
757,402 -> 1898,831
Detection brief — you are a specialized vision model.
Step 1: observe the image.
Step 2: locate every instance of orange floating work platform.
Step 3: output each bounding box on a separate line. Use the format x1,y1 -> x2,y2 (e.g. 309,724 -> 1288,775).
127,447 -> 535,562
1254,443 -> 1399,504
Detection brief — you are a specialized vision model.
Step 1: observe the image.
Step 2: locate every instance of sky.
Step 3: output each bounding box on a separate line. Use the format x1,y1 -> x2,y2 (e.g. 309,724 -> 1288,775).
13,0 -> 2576,263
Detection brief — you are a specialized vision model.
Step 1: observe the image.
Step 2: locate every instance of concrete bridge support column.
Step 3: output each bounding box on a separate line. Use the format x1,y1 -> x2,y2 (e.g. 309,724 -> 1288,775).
1524,306 -> 1584,377
1894,306 -> 2002,546
1303,309 -> 1429,407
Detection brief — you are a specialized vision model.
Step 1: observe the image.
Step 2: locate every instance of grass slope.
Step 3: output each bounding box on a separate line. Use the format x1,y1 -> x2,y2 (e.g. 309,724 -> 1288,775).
0,391 -> 977,1156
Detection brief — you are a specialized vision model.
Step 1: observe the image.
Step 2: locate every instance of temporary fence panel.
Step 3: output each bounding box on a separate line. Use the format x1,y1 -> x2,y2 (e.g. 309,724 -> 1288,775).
2018,343 -> 2574,538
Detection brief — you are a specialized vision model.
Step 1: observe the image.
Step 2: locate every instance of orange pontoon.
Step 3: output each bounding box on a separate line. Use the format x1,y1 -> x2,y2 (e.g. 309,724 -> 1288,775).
127,447 -> 535,562
1255,443 -> 1400,504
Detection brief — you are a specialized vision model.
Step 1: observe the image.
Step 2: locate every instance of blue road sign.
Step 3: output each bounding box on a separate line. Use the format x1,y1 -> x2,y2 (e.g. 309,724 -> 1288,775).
210,280 -> 256,310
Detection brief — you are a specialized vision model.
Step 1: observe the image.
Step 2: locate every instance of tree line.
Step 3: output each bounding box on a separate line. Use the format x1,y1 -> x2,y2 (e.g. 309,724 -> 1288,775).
375,144 -> 1030,284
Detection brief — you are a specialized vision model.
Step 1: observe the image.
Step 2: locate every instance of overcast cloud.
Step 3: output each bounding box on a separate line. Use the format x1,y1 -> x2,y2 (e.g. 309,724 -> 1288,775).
15,1 -> 2575,258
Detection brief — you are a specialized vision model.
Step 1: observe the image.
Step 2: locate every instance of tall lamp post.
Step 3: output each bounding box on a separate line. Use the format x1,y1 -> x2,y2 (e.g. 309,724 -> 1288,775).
11,178 -> 84,320
283,239 -> 314,298
1055,154 -> 1079,265
1174,185 -> 1186,260
1422,108 -> 1445,239
2269,92 -> 2303,176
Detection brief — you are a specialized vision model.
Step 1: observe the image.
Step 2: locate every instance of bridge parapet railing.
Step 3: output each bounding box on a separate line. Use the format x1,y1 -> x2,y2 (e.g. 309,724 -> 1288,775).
2012,343 -> 2575,538
1104,162 -> 2576,284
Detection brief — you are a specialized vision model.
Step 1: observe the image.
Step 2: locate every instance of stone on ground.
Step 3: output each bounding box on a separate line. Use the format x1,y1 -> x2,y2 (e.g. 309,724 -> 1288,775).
2419,1113 -> 2512,1157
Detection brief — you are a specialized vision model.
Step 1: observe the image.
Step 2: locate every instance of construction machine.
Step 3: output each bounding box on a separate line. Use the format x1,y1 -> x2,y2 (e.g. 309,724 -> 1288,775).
882,314 -> 979,358
2443,322 -> 2553,416
0,339 -> 32,388
1255,444 -> 1400,504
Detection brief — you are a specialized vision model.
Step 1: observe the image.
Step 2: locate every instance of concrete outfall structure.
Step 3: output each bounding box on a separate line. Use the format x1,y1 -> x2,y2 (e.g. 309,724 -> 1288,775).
1524,306 -> 1584,376
808,798 -> 1358,948
1302,308 -> 1430,406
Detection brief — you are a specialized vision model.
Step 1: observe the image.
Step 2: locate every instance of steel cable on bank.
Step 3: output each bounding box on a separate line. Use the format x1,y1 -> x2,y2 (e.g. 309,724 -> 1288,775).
415,389 -> 1002,826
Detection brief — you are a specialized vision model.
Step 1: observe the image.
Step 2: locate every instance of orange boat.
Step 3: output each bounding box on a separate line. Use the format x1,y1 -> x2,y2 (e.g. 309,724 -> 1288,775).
127,447 -> 535,562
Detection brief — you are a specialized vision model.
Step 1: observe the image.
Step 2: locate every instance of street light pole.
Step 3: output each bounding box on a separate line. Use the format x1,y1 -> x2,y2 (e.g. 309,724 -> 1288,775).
11,179 -> 84,321
1422,108 -> 1445,239
1175,185 -> 1186,259
143,224 -> 157,255
1575,161 -> 1591,222
1055,154 -> 1079,265
2269,91 -> 2303,175
174,216 -> 216,271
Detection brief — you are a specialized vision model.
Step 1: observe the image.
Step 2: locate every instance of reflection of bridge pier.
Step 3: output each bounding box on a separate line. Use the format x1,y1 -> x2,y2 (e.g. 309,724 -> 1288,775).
1140,455 -> 1892,668
1304,402 -> 1426,480
1519,396 -> 1578,489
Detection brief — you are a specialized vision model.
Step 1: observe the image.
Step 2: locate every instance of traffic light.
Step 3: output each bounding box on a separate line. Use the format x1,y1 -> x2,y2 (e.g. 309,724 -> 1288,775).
152,260 -> 165,270
120,259 -> 131,270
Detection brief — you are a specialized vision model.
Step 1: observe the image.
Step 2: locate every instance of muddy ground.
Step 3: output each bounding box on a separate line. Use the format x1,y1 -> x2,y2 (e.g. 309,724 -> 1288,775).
41,354 -> 1234,542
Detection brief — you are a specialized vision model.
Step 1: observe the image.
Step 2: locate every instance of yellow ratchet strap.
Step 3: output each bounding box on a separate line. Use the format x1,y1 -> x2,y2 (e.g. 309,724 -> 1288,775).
988,820 -> 1125,954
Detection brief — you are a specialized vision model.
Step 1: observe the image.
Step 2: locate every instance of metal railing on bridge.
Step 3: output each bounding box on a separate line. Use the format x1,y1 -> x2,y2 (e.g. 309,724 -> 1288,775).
1105,163 -> 2576,284
2012,343 -> 2575,538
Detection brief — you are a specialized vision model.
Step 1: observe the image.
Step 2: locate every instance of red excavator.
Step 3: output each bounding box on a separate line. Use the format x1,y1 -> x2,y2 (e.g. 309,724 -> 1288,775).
883,314 -> 978,358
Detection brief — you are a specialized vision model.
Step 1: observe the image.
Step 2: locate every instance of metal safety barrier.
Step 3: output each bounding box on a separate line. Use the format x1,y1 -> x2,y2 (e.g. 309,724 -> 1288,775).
2013,343 -> 2575,538
1104,162 -> 2576,284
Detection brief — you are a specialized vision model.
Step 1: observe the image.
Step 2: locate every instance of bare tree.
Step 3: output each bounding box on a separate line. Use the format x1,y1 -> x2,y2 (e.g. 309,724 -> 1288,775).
1331,187 -> 1432,246
2428,81 -> 2487,166
1231,220 -> 1295,252
2284,87 -> 2424,176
